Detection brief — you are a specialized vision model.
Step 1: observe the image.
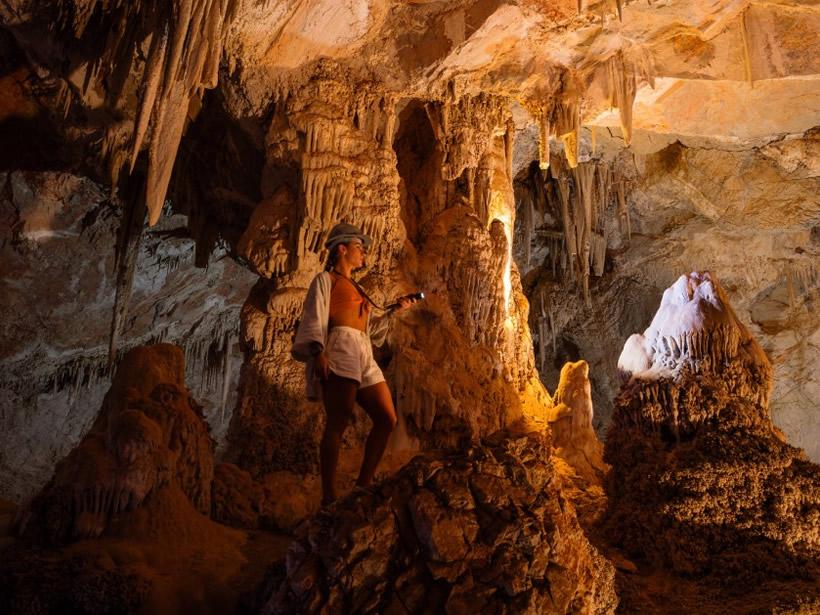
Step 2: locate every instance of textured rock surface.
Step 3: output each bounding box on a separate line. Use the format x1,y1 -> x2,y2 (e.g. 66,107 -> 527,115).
225,79 -> 550,528
603,273 -> 820,612
515,129 -> 820,461
548,360 -> 607,486
15,344 -> 216,544
258,431 -> 617,614
0,171 -> 256,503
1,344 -> 292,614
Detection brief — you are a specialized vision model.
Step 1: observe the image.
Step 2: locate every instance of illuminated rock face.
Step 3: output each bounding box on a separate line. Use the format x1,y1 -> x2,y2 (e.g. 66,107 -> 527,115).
225,81 -> 550,526
618,272 -> 768,378
259,431 -> 616,614
603,274 -> 820,611
548,360 -> 606,483
515,131 -> 820,461
615,271 -> 772,437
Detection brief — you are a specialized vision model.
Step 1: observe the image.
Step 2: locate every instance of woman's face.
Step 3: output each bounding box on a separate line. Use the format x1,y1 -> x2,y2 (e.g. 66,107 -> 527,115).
341,240 -> 366,268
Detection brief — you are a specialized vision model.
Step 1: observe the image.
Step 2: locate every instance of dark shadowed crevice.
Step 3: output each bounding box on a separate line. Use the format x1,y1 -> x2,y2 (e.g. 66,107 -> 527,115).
393,99 -> 439,247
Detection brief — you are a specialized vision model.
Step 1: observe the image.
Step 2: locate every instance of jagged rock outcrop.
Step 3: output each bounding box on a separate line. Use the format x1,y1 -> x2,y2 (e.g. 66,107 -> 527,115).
603,272 -> 820,611
257,431 -> 617,614
15,344 -> 215,543
2,344 -> 264,614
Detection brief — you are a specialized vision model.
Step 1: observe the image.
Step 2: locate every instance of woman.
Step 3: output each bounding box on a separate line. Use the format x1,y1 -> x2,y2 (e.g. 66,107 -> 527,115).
291,222 -> 417,505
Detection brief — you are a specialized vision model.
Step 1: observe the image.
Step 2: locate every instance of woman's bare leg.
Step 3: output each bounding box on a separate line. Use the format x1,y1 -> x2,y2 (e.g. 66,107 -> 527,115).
355,381 -> 398,488
320,373 -> 358,505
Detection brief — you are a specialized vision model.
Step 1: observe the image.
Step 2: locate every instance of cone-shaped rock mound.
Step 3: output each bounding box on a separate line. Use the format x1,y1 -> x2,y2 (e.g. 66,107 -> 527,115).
256,431 -> 617,614
606,272 -> 820,611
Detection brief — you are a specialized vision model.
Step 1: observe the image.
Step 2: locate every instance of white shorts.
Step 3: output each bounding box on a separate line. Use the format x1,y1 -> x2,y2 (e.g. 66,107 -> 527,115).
326,326 -> 385,389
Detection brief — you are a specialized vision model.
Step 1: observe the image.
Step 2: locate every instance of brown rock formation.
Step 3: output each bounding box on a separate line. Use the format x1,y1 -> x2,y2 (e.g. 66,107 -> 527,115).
15,344 -> 215,544
603,272 -> 820,611
1,343 -> 289,614
548,360 -> 607,484
0,1 -> 818,611
515,129 -> 820,462
0,170 -> 255,503
259,431 -> 617,614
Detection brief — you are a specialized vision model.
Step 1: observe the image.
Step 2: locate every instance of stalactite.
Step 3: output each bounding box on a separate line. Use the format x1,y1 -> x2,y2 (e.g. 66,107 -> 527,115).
108,185 -> 147,367
554,173 -> 575,282
740,8 -> 755,88
538,109 -> 550,171
615,178 -> 631,240
606,51 -> 637,146
573,162 -> 596,303
130,23 -> 169,172
68,0 -> 239,226
555,98 -> 580,168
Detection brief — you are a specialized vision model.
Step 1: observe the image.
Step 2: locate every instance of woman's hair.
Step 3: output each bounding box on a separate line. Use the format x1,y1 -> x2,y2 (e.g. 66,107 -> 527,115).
324,243 -> 344,271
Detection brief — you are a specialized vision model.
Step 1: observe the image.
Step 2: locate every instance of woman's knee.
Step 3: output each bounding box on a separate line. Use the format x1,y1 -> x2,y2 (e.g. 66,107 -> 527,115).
376,407 -> 398,432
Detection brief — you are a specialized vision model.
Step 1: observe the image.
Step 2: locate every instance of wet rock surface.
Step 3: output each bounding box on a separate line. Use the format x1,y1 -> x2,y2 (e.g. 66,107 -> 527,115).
258,431 -> 617,614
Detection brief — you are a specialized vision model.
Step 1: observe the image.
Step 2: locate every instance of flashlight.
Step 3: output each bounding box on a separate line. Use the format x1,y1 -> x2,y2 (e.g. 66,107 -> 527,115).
386,291 -> 425,311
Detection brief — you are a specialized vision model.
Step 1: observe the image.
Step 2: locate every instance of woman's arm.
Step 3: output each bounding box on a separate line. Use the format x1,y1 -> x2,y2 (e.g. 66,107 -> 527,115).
291,274 -> 329,362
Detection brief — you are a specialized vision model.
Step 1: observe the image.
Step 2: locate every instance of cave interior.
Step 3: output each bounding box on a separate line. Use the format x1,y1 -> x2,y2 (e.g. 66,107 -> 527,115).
0,1 -> 818,613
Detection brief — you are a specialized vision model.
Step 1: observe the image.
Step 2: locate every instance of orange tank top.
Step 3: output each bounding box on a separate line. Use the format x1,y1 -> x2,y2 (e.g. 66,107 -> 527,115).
329,272 -> 371,319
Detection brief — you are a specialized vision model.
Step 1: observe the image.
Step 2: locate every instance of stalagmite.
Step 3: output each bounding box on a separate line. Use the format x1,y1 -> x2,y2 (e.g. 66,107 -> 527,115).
617,272 -> 772,429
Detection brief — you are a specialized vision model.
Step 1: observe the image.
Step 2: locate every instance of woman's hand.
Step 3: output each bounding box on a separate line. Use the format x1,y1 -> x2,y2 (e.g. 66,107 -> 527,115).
315,352 -> 330,381
395,295 -> 420,313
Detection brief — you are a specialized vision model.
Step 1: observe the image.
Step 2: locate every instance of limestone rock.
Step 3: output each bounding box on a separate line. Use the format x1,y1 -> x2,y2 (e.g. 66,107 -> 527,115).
604,273 -> 820,610
515,130 -> 820,462
548,360 -> 607,484
15,344 -> 215,544
211,462 -> 276,530
259,431 -> 617,614
0,171 -> 255,504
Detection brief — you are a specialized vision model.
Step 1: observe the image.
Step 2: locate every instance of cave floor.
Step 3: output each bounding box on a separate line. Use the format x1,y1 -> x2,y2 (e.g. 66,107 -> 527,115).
0,497 -> 294,615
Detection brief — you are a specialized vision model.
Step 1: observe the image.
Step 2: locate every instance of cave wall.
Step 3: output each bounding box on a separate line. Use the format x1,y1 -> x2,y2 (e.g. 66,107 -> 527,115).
223,69 -> 551,522
513,127 -> 820,461
0,170 -> 256,502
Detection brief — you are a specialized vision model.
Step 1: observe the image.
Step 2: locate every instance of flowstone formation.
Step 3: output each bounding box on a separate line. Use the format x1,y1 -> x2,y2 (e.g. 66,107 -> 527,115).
2,344 -> 260,614
225,74 -> 550,526
15,344 -> 215,543
604,272 -> 820,611
257,431 -> 616,614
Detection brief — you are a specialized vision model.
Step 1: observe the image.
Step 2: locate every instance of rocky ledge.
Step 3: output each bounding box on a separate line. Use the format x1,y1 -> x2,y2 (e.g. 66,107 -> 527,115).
257,430 -> 617,614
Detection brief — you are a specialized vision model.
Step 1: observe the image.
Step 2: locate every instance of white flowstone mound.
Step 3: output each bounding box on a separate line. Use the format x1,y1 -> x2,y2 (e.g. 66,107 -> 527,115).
618,271 -> 769,380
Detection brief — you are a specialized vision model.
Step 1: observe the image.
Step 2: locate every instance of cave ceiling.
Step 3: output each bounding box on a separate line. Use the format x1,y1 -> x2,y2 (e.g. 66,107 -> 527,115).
4,0 -> 818,167
220,0 -> 820,140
